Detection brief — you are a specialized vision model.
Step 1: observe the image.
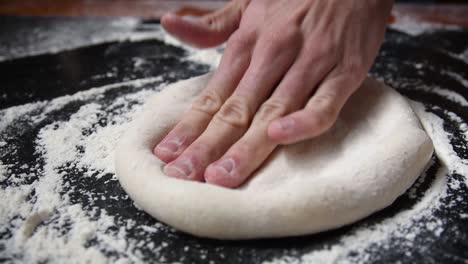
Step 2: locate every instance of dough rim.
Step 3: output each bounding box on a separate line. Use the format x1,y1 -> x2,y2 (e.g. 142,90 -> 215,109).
115,73 -> 434,240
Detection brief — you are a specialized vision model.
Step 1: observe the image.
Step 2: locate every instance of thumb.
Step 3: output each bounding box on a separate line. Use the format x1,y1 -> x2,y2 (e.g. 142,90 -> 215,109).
161,1 -> 247,48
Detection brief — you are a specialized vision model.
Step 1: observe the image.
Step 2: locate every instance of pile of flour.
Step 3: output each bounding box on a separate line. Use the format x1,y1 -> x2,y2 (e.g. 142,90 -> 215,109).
0,23 -> 467,263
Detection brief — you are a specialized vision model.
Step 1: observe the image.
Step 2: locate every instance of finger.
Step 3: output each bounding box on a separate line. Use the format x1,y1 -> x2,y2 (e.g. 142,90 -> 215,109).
268,73 -> 359,144
269,34 -> 337,109
163,94 -> 253,181
161,0 -> 247,48
204,26 -> 339,187
231,23 -> 301,96
163,28 -> 301,181
204,98 -> 286,188
203,45 -> 335,187
153,32 -> 254,163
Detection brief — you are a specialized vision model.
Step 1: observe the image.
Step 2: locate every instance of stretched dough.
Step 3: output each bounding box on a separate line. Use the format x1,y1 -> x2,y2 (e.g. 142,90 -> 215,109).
115,73 -> 433,240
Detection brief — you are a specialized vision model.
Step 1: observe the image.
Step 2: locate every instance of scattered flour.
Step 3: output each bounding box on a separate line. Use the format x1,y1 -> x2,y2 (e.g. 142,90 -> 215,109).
412,103 -> 468,181
0,17 -> 164,62
0,161 -> 6,182
156,29 -> 222,69
0,78 -> 166,263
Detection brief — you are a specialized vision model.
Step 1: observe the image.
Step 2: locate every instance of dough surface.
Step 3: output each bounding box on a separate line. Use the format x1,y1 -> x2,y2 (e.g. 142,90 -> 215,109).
115,73 -> 433,240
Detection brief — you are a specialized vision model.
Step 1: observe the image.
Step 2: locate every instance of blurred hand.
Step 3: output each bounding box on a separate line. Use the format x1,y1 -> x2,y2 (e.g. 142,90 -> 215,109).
154,0 -> 393,188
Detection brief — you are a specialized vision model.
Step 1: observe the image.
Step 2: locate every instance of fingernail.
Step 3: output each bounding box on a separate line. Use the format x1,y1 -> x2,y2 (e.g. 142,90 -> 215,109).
156,141 -> 178,153
164,158 -> 193,179
156,137 -> 183,153
274,118 -> 295,133
214,158 -> 236,176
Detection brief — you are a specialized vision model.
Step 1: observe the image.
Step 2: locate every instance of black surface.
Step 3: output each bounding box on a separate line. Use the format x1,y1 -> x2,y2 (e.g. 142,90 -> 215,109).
0,39 -> 200,109
0,16 -> 467,263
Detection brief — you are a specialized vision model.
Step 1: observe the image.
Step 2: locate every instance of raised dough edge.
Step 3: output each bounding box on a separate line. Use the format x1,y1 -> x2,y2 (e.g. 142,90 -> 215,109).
115,73 -> 434,239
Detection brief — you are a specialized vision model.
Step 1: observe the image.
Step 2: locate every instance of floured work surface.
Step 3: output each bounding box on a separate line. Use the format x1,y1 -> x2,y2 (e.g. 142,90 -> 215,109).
0,16 -> 467,263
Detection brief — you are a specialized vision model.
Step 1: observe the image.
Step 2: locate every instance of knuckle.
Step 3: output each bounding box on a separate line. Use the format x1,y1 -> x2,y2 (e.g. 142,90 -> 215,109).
223,30 -> 255,64
302,41 -> 337,68
215,96 -> 251,128
259,41 -> 283,59
314,90 -> 337,106
305,36 -> 332,55
261,26 -> 300,55
345,55 -> 364,73
266,36 -> 283,53
191,90 -> 223,116
190,142 -> 221,158
231,141 -> 254,158
313,110 -> 334,131
312,96 -> 339,129
280,25 -> 302,42
256,99 -> 288,122
188,143 -> 209,156
227,30 -> 255,52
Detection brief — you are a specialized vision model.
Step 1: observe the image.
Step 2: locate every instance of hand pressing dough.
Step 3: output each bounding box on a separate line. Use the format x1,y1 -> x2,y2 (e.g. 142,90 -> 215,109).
115,73 -> 433,240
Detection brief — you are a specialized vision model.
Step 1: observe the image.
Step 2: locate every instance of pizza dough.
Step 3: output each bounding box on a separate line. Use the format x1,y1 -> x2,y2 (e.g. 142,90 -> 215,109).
115,73 -> 433,240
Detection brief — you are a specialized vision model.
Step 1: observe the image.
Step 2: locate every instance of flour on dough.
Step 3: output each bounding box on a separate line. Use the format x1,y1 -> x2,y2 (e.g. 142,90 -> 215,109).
115,73 -> 433,240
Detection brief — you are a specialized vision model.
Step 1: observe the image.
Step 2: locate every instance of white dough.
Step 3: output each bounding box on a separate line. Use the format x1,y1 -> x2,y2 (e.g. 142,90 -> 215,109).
115,73 -> 433,240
